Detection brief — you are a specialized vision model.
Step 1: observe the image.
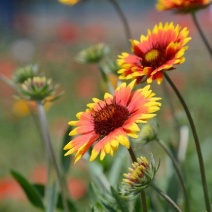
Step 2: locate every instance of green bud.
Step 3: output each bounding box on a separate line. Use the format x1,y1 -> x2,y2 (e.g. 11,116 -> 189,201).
103,59 -> 120,75
18,76 -> 61,101
76,43 -> 109,64
140,123 -> 158,142
13,64 -> 38,84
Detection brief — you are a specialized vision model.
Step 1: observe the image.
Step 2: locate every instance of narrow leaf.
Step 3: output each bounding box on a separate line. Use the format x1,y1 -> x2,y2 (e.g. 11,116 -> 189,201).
102,202 -> 117,212
60,126 -> 72,174
57,192 -> 77,211
111,187 -> 128,212
45,180 -> 58,212
108,148 -> 128,186
33,184 -> 77,211
11,170 -> 44,209
133,195 -> 142,212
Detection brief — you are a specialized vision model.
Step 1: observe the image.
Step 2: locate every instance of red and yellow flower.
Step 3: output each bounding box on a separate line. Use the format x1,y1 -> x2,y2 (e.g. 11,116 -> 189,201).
64,80 -> 161,163
156,0 -> 211,13
117,22 -> 191,84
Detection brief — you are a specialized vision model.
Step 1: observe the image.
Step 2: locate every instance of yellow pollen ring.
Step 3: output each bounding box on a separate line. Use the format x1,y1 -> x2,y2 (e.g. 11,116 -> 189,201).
145,49 -> 159,62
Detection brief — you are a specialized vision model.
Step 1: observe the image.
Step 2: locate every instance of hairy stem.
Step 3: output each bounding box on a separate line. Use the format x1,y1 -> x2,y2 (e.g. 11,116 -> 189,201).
191,12 -> 212,58
162,81 -> 180,139
128,146 -> 148,212
0,75 -> 17,91
37,101 -> 68,212
156,138 -> 190,212
151,184 -> 182,212
107,0 -> 132,45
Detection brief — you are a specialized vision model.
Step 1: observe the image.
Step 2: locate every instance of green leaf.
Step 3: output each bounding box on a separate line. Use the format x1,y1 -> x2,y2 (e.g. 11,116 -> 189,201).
33,184 -> 45,196
133,195 -> 142,212
102,202 -> 117,212
46,180 -> 58,212
166,173 -> 179,210
111,187 -> 128,212
11,170 -> 44,209
89,203 -> 106,212
108,148 -> 128,186
33,184 -> 77,211
88,161 -> 110,191
88,183 -> 99,205
60,126 -> 72,174
89,183 -> 114,212
57,192 -> 77,211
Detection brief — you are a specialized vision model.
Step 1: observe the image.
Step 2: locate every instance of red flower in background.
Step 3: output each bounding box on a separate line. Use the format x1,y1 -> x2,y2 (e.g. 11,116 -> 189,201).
156,0 -> 211,13
57,22 -> 78,43
75,75 -> 98,99
0,178 -> 26,200
31,165 -> 87,200
0,59 -> 17,114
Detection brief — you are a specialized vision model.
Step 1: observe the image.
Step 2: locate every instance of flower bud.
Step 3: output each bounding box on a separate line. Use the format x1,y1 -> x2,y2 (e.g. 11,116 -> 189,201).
140,123 -> 158,142
103,59 -> 120,75
121,155 -> 158,197
18,76 -> 61,101
13,64 -> 38,84
76,43 -> 109,64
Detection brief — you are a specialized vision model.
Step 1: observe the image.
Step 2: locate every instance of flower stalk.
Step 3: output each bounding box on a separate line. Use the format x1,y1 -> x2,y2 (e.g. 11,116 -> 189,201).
107,0 -> 131,45
161,81 -> 180,138
37,101 -> 68,212
97,63 -> 114,94
164,72 -> 211,212
151,184 -> 182,212
0,75 -> 17,91
128,146 -> 148,212
156,138 -> 190,212
191,12 -> 212,58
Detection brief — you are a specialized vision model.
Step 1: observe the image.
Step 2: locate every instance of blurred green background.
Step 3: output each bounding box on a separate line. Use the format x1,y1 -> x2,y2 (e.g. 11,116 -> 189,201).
0,0 -> 212,211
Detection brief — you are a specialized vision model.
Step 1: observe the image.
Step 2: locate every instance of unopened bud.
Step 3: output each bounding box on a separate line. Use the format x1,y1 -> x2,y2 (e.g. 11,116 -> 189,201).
76,43 -> 109,64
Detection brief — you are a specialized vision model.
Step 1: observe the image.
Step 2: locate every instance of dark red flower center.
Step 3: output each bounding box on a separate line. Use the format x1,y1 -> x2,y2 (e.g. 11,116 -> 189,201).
142,48 -> 166,69
92,101 -> 130,136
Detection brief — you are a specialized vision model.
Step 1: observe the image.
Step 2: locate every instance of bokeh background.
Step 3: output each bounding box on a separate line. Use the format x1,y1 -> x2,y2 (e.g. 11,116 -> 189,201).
0,0 -> 212,211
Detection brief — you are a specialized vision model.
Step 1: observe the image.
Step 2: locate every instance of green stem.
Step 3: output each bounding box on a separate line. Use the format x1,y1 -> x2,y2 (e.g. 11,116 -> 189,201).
151,184 -> 182,212
98,63 -> 114,93
107,0 -> 132,44
128,146 -> 137,162
161,81 -> 180,138
164,73 -> 211,212
98,63 -> 108,84
191,12 -> 212,58
37,101 -> 68,212
156,138 -> 190,212
128,146 -> 148,212
0,75 -> 17,91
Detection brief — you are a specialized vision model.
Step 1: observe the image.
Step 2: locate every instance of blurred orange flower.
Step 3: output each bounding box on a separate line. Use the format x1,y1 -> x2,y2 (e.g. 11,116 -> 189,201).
31,165 -> 87,200
12,99 -> 52,118
75,76 -> 98,99
0,178 -> 25,200
107,73 -> 119,89
156,0 -> 211,13
59,0 -> 80,6
12,100 -> 36,117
